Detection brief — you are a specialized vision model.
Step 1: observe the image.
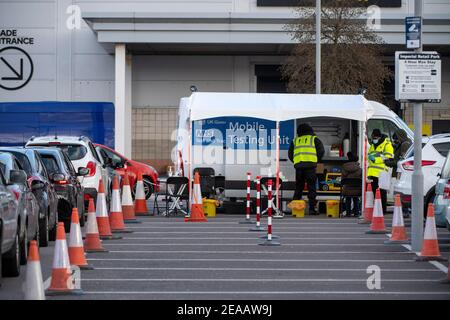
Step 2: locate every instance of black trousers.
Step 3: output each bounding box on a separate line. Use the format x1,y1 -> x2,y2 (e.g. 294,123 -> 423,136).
293,167 -> 317,208
370,177 -> 387,214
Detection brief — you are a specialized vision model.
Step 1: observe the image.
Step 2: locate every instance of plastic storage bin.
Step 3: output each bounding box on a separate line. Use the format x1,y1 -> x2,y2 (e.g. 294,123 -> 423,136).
203,199 -> 217,217
326,200 -> 340,218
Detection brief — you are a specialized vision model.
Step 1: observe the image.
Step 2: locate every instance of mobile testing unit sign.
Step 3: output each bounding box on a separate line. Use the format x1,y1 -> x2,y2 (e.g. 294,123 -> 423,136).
395,51 -> 441,103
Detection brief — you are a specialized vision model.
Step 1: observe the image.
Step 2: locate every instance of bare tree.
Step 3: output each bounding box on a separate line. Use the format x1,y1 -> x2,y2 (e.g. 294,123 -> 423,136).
282,0 -> 392,101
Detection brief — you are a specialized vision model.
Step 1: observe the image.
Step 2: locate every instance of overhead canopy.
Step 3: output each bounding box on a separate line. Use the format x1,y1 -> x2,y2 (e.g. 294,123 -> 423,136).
188,92 -> 374,122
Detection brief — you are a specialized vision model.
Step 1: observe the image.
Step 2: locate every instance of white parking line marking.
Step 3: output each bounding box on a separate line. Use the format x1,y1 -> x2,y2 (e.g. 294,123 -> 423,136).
120,237 -> 386,240
87,258 -> 416,262
82,291 -> 450,295
132,231 -> 366,234
92,267 -> 439,272
80,278 -> 442,282
397,240 -> 449,274
101,243 -> 395,246
103,250 -> 411,254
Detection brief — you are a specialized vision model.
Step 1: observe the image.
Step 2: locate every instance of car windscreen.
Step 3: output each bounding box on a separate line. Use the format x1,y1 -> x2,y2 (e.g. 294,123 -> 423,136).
41,154 -> 60,175
7,151 -> 33,176
30,144 -> 87,161
442,152 -> 450,179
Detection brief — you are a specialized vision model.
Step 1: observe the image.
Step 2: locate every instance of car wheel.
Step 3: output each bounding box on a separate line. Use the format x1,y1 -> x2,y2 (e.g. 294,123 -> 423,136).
78,205 -> 85,227
2,232 -> 20,277
446,220 -> 450,232
38,212 -> 49,247
143,178 -> 154,200
19,225 -> 28,265
49,217 -> 57,242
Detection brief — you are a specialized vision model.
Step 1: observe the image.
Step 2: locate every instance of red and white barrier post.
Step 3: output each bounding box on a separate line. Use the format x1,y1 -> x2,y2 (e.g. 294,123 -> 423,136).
250,176 -> 265,232
240,172 -> 254,224
259,180 -> 281,246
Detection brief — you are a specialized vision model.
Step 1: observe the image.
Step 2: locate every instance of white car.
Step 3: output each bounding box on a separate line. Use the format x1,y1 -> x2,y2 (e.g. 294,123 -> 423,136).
394,133 -> 450,215
26,136 -> 111,207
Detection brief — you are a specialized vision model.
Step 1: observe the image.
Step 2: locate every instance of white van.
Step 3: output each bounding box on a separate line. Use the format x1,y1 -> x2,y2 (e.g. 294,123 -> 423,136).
174,93 -> 413,206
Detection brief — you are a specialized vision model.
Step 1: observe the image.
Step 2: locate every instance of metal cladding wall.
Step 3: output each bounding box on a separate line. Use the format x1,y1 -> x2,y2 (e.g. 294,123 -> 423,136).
0,102 -> 115,148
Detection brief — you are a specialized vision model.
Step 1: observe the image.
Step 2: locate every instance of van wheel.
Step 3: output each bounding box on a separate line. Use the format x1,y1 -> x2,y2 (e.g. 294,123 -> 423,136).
39,213 -> 49,247
19,226 -> 28,265
2,233 -> 20,277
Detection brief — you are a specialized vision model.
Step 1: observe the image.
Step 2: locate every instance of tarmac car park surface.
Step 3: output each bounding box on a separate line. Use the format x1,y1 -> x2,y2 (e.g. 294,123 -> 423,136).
0,199 -> 449,300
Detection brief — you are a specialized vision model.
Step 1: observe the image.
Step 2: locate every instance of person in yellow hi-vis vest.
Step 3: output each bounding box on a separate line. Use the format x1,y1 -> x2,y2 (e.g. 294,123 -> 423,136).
288,124 -> 324,215
368,128 -> 394,213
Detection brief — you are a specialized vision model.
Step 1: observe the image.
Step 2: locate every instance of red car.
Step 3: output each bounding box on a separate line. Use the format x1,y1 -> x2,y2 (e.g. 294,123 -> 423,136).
94,144 -> 159,199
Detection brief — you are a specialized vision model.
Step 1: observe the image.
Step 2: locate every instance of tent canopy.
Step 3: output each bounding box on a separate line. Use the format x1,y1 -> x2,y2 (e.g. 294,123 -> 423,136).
188,92 -> 374,122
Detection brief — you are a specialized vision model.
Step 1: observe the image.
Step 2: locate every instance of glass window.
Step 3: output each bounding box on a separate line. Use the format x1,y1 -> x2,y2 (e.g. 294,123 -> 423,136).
442,154 -> 450,179
62,153 -> 77,176
99,147 -> 123,166
88,142 -> 101,162
432,142 -> 450,157
367,119 -> 399,143
0,162 -> 6,179
8,152 -> 32,176
41,155 -> 60,175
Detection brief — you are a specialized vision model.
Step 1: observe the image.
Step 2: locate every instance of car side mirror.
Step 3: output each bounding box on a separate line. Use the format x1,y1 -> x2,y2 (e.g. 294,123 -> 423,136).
9,170 -> 27,185
52,173 -> 66,182
77,167 -> 90,176
31,180 -> 45,191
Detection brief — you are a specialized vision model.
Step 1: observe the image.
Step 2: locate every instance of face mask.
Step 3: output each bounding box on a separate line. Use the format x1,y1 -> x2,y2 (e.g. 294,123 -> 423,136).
372,138 -> 379,144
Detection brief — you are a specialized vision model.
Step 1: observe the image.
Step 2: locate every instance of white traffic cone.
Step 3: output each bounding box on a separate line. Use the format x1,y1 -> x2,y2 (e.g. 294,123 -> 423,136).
96,179 -> 121,240
68,208 -> 93,270
24,240 -> 45,300
122,172 -> 140,223
45,223 -> 83,296
84,198 -> 108,252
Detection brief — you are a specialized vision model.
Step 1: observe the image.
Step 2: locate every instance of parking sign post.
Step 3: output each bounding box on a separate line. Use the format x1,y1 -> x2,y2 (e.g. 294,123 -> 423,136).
411,0 -> 424,252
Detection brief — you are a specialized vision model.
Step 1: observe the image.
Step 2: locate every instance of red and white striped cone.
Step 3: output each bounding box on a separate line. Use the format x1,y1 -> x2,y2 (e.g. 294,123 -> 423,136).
359,183 -> 374,224
249,176 -> 265,232
109,176 -> 133,233
385,194 -> 409,245
68,208 -> 93,270
259,180 -> 281,246
84,198 -> 108,253
122,172 -> 140,224
366,188 -> 388,234
96,179 -> 121,240
239,172 -> 254,224
45,222 -> 83,296
416,203 -> 446,262
442,261 -> 450,284
134,172 -> 150,216
24,240 -> 45,300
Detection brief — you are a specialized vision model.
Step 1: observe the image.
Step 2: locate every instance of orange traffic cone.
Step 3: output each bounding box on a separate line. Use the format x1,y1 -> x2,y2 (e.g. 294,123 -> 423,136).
385,194 -> 409,244
122,172 -> 140,223
359,183 -> 374,224
442,261 -> 450,284
416,203 -> 446,262
185,172 -> 207,222
24,240 -> 45,300
68,208 -> 93,270
84,198 -> 108,253
366,188 -> 387,234
96,179 -> 121,240
45,223 -> 83,296
134,172 -> 149,216
109,176 -> 132,233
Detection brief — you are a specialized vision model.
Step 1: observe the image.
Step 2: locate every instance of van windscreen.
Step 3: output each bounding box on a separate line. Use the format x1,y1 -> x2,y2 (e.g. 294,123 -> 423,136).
30,144 -> 87,161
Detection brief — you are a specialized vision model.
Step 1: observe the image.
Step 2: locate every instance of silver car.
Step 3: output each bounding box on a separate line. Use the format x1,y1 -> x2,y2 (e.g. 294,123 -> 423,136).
433,150 -> 450,230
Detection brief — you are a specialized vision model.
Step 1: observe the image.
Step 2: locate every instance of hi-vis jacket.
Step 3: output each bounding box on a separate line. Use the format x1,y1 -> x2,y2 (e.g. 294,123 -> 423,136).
368,136 -> 394,178
293,135 -> 318,165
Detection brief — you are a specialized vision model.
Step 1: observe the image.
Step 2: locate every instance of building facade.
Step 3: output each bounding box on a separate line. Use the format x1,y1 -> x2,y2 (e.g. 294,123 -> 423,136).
0,0 -> 449,172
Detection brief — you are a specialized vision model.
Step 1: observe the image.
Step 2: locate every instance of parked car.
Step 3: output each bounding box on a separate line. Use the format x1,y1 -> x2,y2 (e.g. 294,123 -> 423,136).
394,133 -> 450,216
26,136 -> 111,208
0,167 -> 22,278
0,153 -> 40,264
0,147 -> 58,247
433,149 -> 450,228
94,143 -> 159,199
29,147 -> 88,231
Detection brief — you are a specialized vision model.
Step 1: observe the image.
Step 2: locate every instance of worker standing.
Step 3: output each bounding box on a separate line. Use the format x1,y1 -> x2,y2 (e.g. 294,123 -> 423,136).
288,123 -> 325,215
367,129 -> 394,213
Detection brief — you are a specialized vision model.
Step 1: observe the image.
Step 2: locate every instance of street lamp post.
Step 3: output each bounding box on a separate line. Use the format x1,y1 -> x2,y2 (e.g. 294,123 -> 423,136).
316,0 -> 321,94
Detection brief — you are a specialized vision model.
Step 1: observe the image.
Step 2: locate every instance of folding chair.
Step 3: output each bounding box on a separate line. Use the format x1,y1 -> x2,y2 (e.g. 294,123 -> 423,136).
260,177 -> 284,218
154,176 -> 189,217
339,178 -> 362,217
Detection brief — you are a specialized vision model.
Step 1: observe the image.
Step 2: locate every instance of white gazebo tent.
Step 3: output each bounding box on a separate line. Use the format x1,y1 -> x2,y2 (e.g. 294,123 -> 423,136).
186,92 -> 375,213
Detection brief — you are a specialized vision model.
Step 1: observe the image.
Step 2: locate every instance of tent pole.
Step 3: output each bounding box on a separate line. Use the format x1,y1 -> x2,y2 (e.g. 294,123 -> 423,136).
188,117 -> 192,214
361,120 -> 367,217
276,121 -> 280,211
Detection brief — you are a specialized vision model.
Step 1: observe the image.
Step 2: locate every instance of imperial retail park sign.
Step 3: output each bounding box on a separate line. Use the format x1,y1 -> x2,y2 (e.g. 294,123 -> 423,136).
395,51 -> 441,103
